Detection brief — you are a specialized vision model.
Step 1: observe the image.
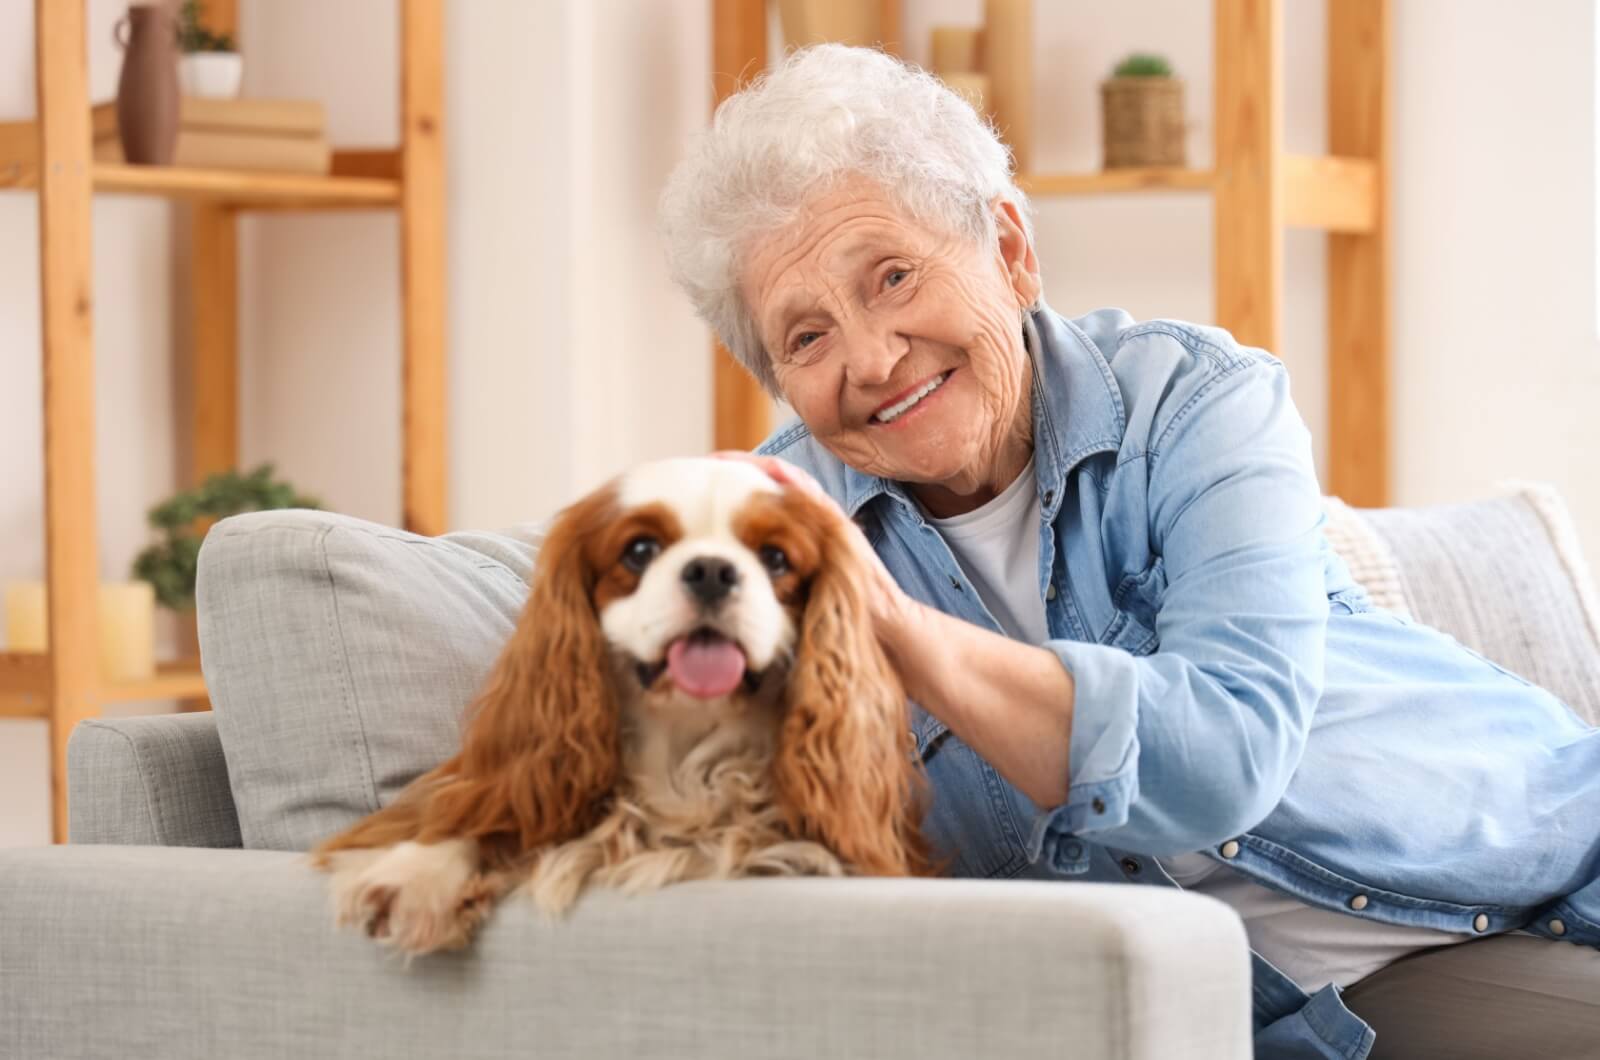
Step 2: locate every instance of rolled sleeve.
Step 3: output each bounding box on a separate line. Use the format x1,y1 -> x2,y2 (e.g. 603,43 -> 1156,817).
1029,353 -> 1330,874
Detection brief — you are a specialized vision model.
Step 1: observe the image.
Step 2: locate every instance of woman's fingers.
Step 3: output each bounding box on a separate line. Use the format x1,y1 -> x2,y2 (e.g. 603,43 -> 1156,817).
710,450 -> 828,502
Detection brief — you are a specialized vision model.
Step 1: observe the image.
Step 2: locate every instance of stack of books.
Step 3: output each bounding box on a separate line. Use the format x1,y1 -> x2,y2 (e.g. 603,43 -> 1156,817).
90,97 -> 331,174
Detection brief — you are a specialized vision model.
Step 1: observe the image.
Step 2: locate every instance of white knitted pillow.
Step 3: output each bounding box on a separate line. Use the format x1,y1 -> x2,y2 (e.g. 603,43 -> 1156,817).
1323,485 -> 1600,727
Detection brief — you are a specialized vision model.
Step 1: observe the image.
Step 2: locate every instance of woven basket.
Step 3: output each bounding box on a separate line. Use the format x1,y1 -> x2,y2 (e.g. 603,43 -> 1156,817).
1101,77 -> 1186,168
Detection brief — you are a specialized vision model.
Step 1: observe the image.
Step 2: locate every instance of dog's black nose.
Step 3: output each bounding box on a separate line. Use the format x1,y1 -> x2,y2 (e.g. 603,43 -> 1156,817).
681,556 -> 740,606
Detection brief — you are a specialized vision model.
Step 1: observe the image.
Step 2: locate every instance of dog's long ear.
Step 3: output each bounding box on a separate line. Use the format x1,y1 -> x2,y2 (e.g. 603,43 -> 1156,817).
772,499 -> 934,877
312,487 -> 621,867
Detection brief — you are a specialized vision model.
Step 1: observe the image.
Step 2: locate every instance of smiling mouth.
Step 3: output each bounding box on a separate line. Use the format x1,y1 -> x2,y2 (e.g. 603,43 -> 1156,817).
635,628 -> 763,698
871,370 -> 953,425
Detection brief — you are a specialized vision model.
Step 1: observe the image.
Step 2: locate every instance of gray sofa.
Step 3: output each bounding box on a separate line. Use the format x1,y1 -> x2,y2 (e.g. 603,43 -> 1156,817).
4,485 -> 1598,1060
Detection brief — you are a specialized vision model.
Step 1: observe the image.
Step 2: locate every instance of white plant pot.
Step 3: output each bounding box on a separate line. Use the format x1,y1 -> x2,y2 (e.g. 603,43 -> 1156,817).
179,52 -> 243,99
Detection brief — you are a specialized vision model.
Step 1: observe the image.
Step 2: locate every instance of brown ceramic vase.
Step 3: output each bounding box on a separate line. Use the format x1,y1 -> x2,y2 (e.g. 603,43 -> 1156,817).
115,4 -> 180,165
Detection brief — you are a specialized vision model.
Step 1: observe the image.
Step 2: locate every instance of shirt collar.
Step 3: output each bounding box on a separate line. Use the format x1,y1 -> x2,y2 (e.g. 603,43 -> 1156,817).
838,298 -> 1126,521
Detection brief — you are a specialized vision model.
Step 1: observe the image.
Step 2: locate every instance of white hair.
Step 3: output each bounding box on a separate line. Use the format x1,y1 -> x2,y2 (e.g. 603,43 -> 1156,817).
658,44 -> 1033,394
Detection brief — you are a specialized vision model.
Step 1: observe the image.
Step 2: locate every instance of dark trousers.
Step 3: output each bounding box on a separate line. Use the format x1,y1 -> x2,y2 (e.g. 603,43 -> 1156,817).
1341,934 -> 1600,1059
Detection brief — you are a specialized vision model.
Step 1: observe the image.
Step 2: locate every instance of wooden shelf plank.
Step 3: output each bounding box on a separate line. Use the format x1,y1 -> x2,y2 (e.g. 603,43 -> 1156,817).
95,163 -> 400,207
0,652 -> 208,710
1284,154 -> 1376,232
0,695 -> 47,719
101,661 -> 208,704
1018,168 -> 1215,196
1,160 -> 399,209
0,652 -> 51,717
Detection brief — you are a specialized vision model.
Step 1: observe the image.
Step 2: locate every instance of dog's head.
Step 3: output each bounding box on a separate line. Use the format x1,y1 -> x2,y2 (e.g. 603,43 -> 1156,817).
447,457 -> 930,875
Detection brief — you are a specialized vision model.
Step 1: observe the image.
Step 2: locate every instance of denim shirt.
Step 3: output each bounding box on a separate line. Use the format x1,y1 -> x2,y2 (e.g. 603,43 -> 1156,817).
757,302 -> 1600,1060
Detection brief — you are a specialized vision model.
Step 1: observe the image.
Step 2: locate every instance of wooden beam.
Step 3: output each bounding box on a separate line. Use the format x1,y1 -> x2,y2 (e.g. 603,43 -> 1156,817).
983,0 -> 1033,174
1327,0 -> 1390,505
205,0 -> 238,38
711,0 -> 773,451
879,0 -> 902,55
1212,0 -> 1283,354
192,203 -> 238,483
36,0 -> 100,844
400,0 -> 449,535
1283,154 -> 1377,233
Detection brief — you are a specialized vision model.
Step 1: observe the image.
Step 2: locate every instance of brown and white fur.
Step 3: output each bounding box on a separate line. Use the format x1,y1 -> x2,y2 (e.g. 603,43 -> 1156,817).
311,457 -> 935,957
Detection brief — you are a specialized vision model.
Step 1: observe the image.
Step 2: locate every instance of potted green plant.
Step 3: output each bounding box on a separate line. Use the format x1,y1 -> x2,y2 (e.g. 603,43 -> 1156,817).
1101,52 -> 1187,169
177,0 -> 242,99
133,464 -> 320,612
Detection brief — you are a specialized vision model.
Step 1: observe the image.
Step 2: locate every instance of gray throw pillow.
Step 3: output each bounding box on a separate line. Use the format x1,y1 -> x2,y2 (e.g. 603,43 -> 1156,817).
196,509 -> 542,851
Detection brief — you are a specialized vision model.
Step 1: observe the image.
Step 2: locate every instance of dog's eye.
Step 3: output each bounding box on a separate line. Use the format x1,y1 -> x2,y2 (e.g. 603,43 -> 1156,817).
622,536 -> 662,573
758,544 -> 789,576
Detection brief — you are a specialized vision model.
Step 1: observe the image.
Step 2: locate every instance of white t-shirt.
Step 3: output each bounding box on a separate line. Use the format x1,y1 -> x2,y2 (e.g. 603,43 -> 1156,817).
923,455 -> 1049,644
1158,853 -> 1465,992
924,460 -> 1469,994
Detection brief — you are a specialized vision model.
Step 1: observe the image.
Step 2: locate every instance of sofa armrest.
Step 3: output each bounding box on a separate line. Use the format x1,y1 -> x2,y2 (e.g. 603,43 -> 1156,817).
0,846 -> 1251,1060
67,712 -> 241,848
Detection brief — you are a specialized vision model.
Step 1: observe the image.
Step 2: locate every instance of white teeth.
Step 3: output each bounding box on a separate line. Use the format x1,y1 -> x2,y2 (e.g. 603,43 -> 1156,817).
873,372 -> 950,424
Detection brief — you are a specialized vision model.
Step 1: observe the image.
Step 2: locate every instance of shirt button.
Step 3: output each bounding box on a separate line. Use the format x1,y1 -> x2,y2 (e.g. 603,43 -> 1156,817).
1219,840 -> 1241,859
1046,583 -> 1057,601
1549,918 -> 1567,936
949,575 -> 963,592
1091,797 -> 1106,814
1348,895 -> 1369,911
1473,914 -> 1489,933
1120,857 -> 1142,876
1044,490 -> 1055,505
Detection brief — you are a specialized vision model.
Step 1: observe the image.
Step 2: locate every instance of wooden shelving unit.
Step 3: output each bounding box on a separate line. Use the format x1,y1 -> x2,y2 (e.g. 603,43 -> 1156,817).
711,0 -> 1390,508
3,0 -> 447,842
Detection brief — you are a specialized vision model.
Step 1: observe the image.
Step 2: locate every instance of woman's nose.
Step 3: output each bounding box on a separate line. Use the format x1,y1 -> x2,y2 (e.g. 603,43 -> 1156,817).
839,319 -> 910,387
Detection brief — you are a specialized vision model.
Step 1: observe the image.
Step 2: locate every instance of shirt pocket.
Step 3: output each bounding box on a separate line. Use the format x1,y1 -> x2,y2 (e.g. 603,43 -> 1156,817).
1327,586 -> 1374,615
918,734 -> 1029,879
1105,557 -> 1165,655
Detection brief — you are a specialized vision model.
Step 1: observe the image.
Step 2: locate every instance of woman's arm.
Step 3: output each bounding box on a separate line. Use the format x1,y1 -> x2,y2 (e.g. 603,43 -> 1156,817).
880,596 -> 1075,809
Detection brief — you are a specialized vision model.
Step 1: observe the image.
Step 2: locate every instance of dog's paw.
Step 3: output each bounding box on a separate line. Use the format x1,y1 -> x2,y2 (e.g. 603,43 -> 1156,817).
326,840 -> 490,957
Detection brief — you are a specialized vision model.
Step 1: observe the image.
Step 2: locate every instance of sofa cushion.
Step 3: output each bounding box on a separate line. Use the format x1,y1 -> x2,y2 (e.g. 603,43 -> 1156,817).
196,510 -> 542,851
1323,484 -> 1600,726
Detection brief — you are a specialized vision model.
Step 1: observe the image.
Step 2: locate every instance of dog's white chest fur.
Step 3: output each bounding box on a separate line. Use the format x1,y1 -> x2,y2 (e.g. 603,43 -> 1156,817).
523,692 -> 845,916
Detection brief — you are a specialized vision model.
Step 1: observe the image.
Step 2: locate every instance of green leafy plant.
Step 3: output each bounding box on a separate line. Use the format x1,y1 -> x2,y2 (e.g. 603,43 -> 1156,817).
178,0 -> 237,53
1112,53 -> 1174,79
133,464 -> 320,611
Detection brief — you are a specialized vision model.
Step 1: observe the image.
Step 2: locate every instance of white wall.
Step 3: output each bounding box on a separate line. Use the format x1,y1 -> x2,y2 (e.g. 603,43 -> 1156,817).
4,0 -> 1599,845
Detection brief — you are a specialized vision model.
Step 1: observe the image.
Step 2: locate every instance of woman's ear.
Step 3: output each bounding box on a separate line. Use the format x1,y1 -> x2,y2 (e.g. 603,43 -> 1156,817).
993,197 -> 1041,309
773,500 -> 935,876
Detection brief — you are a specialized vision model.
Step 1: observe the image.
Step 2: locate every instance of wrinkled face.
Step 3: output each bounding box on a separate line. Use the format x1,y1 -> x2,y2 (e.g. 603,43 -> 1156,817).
584,458 -> 825,706
740,179 -> 1041,495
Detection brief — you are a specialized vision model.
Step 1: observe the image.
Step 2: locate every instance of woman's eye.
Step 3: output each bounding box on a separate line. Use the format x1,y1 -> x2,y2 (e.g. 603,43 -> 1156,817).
622,536 -> 662,572
792,331 -> 821,351
885,268 -> 909,289
758,545 -> 789,575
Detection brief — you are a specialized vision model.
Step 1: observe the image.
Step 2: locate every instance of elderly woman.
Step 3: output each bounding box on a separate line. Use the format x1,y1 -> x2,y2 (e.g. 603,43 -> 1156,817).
661,45 -> 1600,1058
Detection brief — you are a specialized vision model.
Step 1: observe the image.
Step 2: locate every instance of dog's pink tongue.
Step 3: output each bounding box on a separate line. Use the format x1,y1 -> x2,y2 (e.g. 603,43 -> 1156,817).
666,635 -> 746,699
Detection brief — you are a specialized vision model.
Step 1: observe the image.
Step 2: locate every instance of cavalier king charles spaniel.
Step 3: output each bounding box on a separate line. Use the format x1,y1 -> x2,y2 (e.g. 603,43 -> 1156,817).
312,457 -> 935,956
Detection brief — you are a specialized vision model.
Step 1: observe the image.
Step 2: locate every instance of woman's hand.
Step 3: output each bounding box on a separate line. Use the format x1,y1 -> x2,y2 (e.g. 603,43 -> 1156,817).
710,451 -> 920,644
713,450 -> 1075,808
